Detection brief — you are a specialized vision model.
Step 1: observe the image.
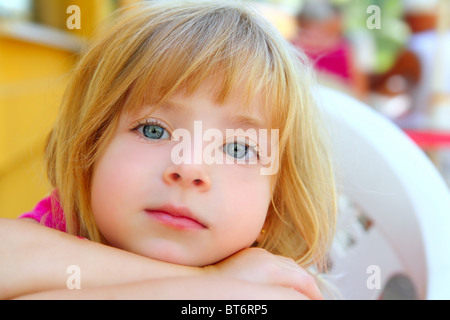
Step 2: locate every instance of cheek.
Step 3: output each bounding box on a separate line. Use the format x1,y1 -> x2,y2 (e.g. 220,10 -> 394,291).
217,167 -> 272,229
90,145 -> 136,233
90,138 -> 169,221
92,146 -> 136,206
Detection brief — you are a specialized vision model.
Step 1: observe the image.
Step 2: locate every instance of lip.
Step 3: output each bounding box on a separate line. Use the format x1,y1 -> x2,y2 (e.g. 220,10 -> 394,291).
145,204 -> 207,230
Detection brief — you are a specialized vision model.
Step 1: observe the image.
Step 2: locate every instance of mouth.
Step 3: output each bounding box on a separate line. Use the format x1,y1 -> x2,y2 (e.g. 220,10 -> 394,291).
145,204 -> 207,230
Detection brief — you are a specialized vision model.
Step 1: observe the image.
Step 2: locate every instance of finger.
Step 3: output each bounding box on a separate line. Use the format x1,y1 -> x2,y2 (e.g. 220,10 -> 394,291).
287,270 -> 323,300
274,258 -> 324,300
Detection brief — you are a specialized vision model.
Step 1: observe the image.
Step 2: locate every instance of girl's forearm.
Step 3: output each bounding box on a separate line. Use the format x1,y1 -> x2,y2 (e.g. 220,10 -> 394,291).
15,276 -> 307,300
0,218 -> 203,299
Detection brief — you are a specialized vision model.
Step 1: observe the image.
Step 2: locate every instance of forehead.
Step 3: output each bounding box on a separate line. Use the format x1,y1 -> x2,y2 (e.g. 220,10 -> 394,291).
171,78 -> 270,127
127,75 -> 269,126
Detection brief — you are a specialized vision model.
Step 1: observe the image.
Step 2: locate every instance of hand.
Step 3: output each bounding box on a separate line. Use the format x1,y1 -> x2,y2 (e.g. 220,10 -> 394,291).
204,247 -> 323,300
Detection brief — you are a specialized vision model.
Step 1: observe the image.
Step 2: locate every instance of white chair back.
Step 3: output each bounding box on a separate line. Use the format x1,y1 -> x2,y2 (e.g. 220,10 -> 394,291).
316,86 -> 450,299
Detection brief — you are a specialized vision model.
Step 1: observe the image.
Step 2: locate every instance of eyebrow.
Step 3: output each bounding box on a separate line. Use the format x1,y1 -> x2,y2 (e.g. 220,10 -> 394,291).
138,100 -> 191,118
152,100 -> 266,129
227,114 -> 266,130
158,101 -> 191,114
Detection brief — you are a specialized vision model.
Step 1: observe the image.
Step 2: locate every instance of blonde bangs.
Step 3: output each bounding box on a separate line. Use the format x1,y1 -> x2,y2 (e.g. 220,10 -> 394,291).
99,1 -> 287,123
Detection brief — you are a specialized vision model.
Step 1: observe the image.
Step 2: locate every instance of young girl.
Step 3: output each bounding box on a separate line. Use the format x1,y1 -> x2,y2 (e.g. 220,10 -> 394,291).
1,0 -> 336,299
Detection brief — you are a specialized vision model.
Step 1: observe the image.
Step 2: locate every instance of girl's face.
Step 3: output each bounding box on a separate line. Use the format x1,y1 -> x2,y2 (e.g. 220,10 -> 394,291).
91,80 -> 274,266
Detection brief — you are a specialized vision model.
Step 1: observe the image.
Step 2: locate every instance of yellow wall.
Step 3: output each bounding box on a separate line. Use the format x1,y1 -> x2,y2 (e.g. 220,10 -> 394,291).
0,0 -> 114,219
0,37 -> 74,218
34,0 -> 114,38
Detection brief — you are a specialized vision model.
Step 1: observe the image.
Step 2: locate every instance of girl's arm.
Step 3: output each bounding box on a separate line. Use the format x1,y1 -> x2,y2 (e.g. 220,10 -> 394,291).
1,218 -> 322,300
0,218 -> 202,299
15,276 -> 308,300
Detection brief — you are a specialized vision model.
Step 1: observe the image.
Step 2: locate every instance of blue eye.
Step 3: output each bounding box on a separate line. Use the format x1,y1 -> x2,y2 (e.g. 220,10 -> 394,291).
223,141 -> 258,160
143,125 -> 166,139
134,121 -> 170,140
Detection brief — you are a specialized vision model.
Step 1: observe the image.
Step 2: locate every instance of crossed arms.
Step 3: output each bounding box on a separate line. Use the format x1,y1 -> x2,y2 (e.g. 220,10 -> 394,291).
0,218 -> 322,300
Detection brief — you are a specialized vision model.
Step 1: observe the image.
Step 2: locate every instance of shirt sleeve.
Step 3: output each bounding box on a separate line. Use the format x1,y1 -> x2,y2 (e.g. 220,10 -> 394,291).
18,195 -> 66,232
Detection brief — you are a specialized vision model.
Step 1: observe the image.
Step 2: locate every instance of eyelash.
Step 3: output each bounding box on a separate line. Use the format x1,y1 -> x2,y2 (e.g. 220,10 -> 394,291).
131,119 -> 171,139
130,119 -> 260,160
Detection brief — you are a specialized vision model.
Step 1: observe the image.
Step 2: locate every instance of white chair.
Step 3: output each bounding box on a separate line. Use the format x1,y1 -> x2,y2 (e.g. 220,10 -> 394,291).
316,86 -> 450,299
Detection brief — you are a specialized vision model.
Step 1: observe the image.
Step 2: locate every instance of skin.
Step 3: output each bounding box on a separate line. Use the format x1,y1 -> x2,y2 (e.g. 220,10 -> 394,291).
91,80 -> 273,267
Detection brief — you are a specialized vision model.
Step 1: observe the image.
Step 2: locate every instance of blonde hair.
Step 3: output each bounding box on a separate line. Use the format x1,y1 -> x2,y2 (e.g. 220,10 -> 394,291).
45,0 -> 336,271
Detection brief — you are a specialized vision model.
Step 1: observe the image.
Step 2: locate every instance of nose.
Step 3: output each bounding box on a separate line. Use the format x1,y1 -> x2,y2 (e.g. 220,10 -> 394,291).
163,164 -> 211,192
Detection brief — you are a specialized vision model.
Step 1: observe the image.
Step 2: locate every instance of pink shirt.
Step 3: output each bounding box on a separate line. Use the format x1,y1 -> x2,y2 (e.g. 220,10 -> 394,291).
18,195 -> 66,232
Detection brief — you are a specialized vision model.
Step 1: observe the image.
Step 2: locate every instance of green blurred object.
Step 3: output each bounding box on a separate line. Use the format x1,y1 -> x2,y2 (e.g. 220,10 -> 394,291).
332,0 -> 411,74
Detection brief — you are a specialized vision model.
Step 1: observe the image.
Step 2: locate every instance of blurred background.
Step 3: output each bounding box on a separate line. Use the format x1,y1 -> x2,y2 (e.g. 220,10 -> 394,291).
0,0 -> 449,219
